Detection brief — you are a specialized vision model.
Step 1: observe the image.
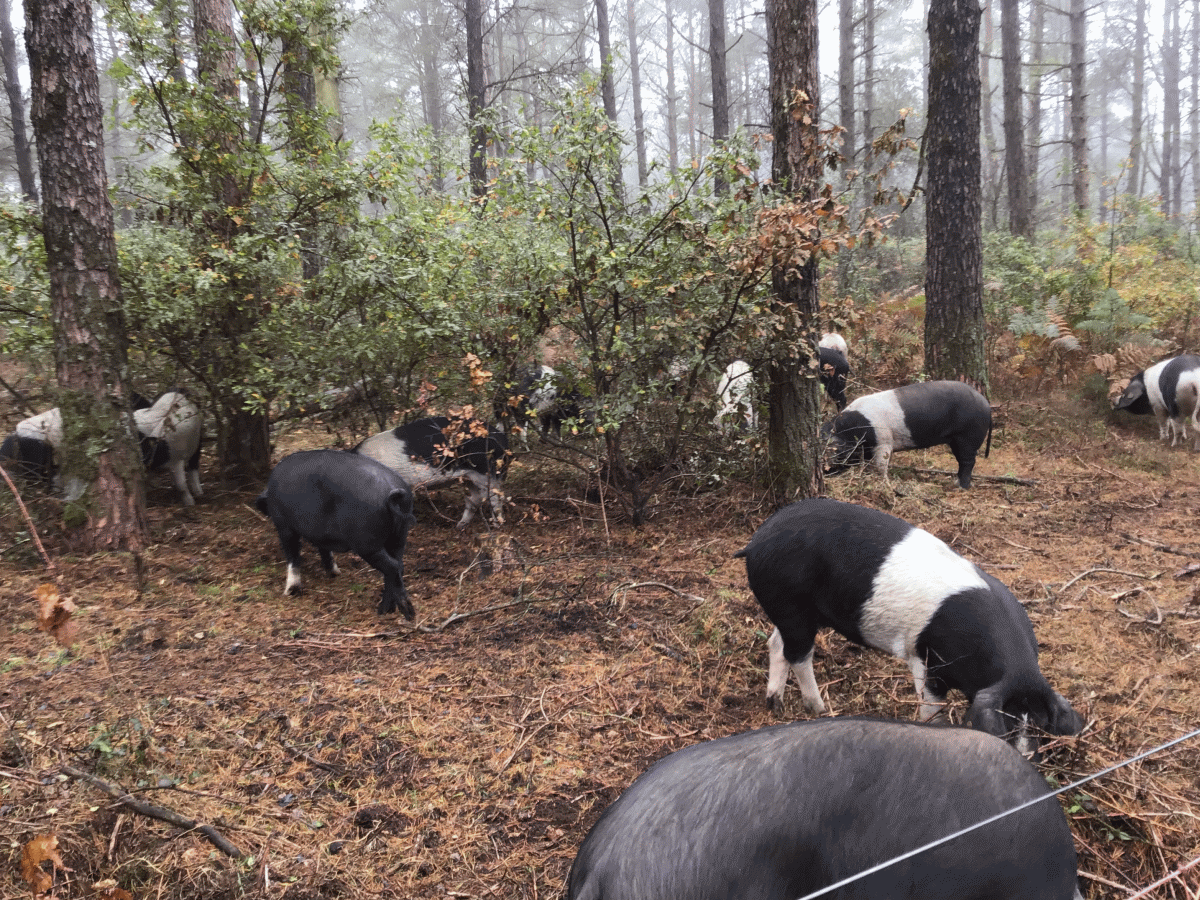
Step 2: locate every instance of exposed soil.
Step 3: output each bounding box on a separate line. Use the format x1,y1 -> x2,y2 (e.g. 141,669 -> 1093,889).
2,388 -> 1199,899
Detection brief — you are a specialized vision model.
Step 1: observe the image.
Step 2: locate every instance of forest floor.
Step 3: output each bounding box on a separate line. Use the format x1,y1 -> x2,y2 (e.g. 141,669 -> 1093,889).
2,384 -> 1200,899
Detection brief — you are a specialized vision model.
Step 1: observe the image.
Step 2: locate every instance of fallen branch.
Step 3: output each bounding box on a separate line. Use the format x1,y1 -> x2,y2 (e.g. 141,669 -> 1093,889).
60,764 -> 246,860
911,468 -> 1037,486
1059,567 -> 1155,594
1120,532 -> 1195,559
608,581 -> 708,607
0,465 -> 55,575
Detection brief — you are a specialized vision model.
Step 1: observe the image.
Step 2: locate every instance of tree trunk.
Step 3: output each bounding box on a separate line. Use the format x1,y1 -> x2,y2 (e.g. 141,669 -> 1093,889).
595,0 -> 618,123
2,0 -> 37,203
193,0 -> 271,484
765,0 -> 823,503
1193,0 -> 1199,216
1128,0 -> 1145,197
1026,0 -> 1044,225
665,0 -> 679,172
24,0 -> 146,552
924,0 -> 987,389
1160,0 -> 1180,217
1000,0 -> 1029,236
862,0 -> 874,157
838,0 -> 855,161
1068,0 -> 1087,214
979,0 -> 997,229
709,0 -> 729,194
627,0 -> 648,188
465,0 -> 487,196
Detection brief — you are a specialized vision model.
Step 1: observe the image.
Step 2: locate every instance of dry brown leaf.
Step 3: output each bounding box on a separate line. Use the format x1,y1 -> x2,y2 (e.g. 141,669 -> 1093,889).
35,583 -> 79,646
21,833 -> 65,896
92,879 -> 134,900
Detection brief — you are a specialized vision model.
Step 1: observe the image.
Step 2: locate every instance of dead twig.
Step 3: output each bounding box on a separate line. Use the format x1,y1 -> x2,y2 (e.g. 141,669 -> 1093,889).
0,464 -> 55,575
1111,589 -> 1164,625
910,467 -> 1037,486
1059,567 -> 1156,594
60,764 -> 247,860
608,581 -> 707,607
1120,532 -> 1196,559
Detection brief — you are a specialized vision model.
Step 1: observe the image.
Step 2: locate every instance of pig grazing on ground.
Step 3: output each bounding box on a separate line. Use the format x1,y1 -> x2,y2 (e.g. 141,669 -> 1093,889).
1113,354 -> 1200,449
354,415 -> 508,529
734,499 -> 1083,751
255,449 -> 417,618
566,717 -> 1082,900
133,391 -> 204,506
823,380 -> 992,489
0,407 -> 63,483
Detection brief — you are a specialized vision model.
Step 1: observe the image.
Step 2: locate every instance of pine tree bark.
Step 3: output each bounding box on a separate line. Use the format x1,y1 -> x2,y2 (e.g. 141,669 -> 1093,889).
1,0 -> 36,203
1160,0 -> 1180,217
24,0 -> 146,552
1000,0 -> 1029,235
838,0 -> 854,161
664,0 -> 679,172
465,0 -> 487,196
1128,0 -> 1145,197
627,0 -> 648,188
193,0 -> 271,484
765,0 -> 823,502
924,0 -> 987,389
1068,0 -> 1087,213
1027,0 -> 1044,219
709,0 -> 730,194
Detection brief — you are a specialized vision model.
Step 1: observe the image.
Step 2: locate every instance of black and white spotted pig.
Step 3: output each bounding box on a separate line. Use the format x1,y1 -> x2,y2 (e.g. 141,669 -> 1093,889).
353,415 -> 509,529
818,345 -> 850,411
1114,354 -> 1200,449
255,449 -> 418,618
0,407 -> 62,483
567,717 -> 1082,900
134,391 -> 204,506
734,499 -> 1082,751
823,380 -> 992,489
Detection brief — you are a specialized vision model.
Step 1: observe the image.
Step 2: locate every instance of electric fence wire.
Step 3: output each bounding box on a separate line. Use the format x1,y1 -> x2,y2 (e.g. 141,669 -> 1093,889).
794,725 -> 1200,900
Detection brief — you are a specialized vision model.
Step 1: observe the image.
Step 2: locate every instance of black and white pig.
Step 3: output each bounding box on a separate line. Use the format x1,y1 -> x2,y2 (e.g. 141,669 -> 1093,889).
734,499 -> 1083,750
1113,354 -> 1200,449
0,407 -> 63,483
255,449 -> 418,618
567,717 -> 1082,900
823,379 -> 992,489
134,391 -> 204,506
818,345 -> 850,411
353,415 -> 508,529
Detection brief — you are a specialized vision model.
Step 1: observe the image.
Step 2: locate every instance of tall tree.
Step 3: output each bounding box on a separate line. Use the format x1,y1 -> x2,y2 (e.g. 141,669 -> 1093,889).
1160,0 -> 1180,217
1000,0 -> 1029,235
764,0 -> 823,501
24,0 -> 147,551
465,0 -> 487,196
1068,0 -> 1087,213
595,0 -> 618,123
664,0 -> 679,171
1128,0 -> 1145,197
1193,0 -> 1199,215
924,0 -> 986,388
861,0 -> 874,157
2,0 -> 36,203
627,0 -> 649,187
708,0 -> 730,193
838,0 -> 855,159
1027,0 -> 1044,220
